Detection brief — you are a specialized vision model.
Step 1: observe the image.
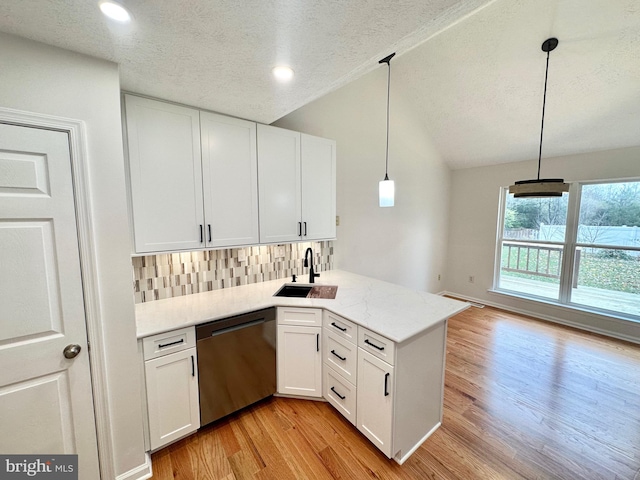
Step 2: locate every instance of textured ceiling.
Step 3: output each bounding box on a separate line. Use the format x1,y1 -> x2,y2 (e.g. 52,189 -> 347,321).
0,0 -> 638,169
392,0 -> 640,168
0,0 -> 493,124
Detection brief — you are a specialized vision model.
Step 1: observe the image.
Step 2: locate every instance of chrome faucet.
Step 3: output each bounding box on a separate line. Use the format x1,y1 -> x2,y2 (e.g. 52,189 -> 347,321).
303,247 -> 320,284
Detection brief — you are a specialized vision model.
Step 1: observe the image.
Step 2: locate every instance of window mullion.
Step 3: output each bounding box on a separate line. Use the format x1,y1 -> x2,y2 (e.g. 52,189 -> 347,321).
559,183 -> 581,303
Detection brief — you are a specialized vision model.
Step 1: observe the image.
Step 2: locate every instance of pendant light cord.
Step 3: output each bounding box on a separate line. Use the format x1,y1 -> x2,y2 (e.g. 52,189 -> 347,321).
379,53 -> 395,180
537,49 -> 550,181
384,59 -> 391,180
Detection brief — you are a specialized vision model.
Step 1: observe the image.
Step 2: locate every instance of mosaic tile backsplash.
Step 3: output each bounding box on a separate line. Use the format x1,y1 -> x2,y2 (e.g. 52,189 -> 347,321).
132,241 -> 334,303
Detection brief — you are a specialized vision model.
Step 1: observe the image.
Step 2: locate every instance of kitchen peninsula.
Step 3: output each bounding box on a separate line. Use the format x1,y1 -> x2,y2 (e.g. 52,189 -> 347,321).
136,270 -> 468,464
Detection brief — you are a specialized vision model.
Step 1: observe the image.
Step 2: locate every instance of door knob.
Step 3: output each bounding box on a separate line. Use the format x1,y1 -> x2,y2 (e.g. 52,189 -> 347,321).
63,344 -> 82,359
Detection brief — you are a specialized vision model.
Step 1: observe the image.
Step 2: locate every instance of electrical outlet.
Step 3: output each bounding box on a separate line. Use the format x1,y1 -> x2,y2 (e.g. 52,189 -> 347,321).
275,246 -> 285,258
237,249 -> 247,262
468,275 -> 475,283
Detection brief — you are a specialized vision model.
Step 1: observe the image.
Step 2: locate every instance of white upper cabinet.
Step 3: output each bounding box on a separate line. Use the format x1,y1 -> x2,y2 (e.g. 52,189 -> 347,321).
125,94 -> 204,253
200,112 -> 259,247
257,125 -> 336,244
125,96 -> 336,253
301,133 -> 336,240
257,124 -> 302,243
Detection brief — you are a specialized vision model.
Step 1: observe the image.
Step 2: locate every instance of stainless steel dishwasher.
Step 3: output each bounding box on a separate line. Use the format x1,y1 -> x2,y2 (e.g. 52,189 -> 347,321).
196,307 -> 276,426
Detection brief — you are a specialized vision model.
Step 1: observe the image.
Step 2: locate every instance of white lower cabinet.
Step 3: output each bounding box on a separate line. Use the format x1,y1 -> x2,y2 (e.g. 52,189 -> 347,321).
356,348 -> 394,456
277,322 -> 322,398
143,328 -> 200,451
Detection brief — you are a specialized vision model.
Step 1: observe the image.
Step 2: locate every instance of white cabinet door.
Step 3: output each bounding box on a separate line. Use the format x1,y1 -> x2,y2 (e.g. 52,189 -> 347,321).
301,134 -> 336,240
257,124 -> 302,243
201,112 -> 259,247
277,325 -> 322,397
124,95 -> 204,253
145,347 -> 200,451
357,348 -> 394,457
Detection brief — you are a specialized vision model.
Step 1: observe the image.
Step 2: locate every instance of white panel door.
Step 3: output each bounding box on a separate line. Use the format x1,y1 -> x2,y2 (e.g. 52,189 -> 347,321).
257,124 -> 302,244
145,348 -> 200,451
200,112 -> 259,247
0,124 -> 99,476
301,134 -> 336,240
125,95 -> 204,253
357,349 -> 394,458
277,325 -> 322,397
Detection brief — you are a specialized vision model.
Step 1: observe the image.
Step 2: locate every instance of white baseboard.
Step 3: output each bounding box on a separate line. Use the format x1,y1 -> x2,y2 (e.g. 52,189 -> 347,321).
443,291 -> 640,345
116,453 -> 152,480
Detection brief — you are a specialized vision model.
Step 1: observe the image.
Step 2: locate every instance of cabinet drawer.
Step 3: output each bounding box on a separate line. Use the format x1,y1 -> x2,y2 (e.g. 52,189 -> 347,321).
277,307 -> 322,327
323,330 -> 357,384
324,366 -> 356,425
358,327 -> 395,366
323,311 -> 357,344
142,326 -> 196,361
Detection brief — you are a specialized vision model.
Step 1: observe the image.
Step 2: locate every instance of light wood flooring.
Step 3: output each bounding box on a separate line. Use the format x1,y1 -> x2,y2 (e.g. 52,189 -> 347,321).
151,305 -> 640,479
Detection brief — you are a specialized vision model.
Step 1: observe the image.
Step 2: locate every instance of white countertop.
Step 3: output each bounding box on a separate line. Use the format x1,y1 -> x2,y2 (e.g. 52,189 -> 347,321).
135,270 -> 469,343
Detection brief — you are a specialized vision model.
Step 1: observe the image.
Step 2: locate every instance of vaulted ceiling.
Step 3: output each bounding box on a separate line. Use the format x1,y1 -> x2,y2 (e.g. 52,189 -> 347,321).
1,0 -> 638,169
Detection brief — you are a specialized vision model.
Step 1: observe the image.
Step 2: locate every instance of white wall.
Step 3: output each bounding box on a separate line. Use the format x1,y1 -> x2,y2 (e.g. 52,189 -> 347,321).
0,33 -> 147,476
446,146 -> 640,341
274,57 -> 451,293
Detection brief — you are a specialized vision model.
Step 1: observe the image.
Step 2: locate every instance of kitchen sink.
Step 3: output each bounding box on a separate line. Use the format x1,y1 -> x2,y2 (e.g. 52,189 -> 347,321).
274,285 -> 313,297
274,284 -> 338,299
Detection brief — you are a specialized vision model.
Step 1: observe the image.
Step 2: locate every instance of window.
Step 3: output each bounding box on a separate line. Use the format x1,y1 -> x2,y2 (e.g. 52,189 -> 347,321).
495,180 -> 640,319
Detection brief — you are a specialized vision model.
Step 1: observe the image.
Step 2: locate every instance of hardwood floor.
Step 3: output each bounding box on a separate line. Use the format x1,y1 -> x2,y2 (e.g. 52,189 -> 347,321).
151,306 -> 640,479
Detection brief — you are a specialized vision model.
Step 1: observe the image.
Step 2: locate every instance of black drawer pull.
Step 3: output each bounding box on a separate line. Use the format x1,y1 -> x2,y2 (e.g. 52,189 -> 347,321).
199,224 -> 203,243
331,350 -> 346,361
384,372 -> 390,396
298,222 -> 302,237
158,339 -> 184,349
331,386 -> 346,400
304,221 -> 307,236
208,224 -> 212,243
365,339 -> 384,351
331,322 -> 347,332
191,355 -> 195,377
317,333 -> 320,352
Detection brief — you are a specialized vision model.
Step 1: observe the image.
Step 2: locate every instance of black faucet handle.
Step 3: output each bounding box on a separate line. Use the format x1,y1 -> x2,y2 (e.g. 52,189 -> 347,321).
292,274 -> 297,282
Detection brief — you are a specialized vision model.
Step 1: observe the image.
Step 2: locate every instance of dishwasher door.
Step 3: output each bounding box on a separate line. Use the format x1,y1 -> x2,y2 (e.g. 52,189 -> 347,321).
196,308 -> 276,426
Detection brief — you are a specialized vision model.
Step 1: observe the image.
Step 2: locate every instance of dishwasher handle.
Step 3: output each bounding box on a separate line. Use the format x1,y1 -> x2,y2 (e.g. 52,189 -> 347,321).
209,318 -> 265,337
196,307 -> 276,340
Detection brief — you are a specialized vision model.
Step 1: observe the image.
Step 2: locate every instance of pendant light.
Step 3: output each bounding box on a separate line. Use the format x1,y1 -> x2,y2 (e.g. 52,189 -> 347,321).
509,38 -> 569,198
379,52 -> 396,207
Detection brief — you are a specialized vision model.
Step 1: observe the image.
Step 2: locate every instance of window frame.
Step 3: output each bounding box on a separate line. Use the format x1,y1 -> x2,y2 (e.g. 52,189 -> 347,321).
493,179 -> 640,321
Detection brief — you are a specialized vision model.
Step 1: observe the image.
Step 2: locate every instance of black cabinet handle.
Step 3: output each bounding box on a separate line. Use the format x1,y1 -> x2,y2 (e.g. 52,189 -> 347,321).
304,221 -> 307,236
331,386 -> 346,400
331,350 -> 346,361
384,372 -> 390,396
316,333 -> 320,352
199,224 -> 203,243
298,222 -> 302,237
158,339 -> 184,349
191,355 -> 195,377
365,339 -> 384,351
331,322 -> 347,332
208,224 -> 212,243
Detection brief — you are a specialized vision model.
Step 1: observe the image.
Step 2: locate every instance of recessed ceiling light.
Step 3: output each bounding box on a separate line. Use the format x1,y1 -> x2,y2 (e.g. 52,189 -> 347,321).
99,1 -> 132,23
272,66 -> 294,82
